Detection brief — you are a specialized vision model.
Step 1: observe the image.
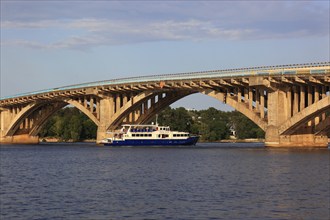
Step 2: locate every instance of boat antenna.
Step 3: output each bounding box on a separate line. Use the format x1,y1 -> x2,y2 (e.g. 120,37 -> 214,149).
156,114 -> 159,126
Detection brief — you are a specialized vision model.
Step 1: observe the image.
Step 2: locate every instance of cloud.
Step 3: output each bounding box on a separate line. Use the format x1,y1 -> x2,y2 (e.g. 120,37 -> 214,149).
1,1 -> 329,50
2,18 -> 261,49
1,20 -> 63,29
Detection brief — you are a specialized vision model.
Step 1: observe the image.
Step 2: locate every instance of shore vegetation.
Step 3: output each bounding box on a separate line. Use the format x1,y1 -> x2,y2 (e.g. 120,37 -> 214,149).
40,107 -> 265,142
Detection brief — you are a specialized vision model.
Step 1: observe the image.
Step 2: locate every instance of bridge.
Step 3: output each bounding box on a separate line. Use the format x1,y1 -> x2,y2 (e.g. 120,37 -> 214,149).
1,62 -> 330,147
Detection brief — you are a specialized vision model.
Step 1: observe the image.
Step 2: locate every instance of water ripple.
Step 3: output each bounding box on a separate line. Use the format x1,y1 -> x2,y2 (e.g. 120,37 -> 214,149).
1,143 -> 329,219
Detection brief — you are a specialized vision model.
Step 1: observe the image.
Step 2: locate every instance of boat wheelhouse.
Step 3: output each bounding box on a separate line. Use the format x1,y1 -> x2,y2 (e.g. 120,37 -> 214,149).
101,124 -> 199,146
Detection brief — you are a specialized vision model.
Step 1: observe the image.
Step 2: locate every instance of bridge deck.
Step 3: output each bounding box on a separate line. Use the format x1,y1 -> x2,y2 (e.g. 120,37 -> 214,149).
1,62 -> 329,103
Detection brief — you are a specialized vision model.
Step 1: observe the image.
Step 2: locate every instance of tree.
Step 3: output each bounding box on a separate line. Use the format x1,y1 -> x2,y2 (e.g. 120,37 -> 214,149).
69,114 -> 83,141
198,107 -> 230,141
39,107 -> 97,141
157,107 -> 193,132
229,111 -> 265,139
39,106 -> 264,142
82,119 -> 97,139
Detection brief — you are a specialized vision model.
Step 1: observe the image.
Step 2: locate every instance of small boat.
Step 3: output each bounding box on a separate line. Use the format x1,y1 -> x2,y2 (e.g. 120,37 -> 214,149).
100,124 -> 199,146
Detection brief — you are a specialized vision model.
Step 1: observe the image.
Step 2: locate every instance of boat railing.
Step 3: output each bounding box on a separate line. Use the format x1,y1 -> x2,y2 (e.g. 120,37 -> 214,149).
129,128 -> 157,132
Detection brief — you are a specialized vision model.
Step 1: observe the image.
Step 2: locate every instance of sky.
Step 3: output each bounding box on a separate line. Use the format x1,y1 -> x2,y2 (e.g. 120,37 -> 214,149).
1,1 -> 329,111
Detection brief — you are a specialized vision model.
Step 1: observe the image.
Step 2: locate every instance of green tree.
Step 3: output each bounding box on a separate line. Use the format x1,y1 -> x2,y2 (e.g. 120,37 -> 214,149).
157,107 -> 193,132
229,111 -> 265,139
39,107 -> 97,141
69,114 -> 83,141
82,119 -> 97,139
198,107 -> 230,141
39,106 -> 265,142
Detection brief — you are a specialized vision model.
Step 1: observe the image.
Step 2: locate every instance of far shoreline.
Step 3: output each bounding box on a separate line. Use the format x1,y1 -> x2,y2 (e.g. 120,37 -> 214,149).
40,137 -> 265,144
39,137 -> 330,145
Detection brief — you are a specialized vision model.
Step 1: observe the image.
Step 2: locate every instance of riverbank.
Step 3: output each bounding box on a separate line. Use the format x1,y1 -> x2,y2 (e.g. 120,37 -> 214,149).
39,138 -> 330,144
219,139 -> 265,143
40,138 -> 96,143
40,137 -> 265,143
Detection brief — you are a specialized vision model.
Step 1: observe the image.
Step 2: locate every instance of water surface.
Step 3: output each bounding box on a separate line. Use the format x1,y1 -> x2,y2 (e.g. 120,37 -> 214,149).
1,143 -> 329,219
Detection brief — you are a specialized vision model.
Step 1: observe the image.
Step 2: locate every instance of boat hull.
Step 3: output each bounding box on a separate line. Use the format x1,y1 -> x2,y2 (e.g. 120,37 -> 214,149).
104,136 -> 199,146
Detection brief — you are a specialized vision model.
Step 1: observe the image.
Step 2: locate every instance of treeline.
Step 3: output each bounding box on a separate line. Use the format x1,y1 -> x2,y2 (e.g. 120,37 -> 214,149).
156,107 -> 264,141
40,107 -> 264,142
39,108 -> 97,142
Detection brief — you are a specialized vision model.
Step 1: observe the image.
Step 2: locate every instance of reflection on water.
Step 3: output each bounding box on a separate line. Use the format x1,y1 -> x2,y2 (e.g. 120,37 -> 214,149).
0,143 -> 329,219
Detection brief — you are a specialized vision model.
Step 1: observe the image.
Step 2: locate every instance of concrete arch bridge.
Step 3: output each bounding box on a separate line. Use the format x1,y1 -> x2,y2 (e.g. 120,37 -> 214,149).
1,62 -> 330,148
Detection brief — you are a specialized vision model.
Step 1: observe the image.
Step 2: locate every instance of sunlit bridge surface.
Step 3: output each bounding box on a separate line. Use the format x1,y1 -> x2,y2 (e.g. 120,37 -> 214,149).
1,62 -> 330,148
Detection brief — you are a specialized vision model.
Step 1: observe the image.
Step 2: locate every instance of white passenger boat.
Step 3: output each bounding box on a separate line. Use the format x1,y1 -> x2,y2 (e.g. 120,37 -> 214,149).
101,124 -> 199,146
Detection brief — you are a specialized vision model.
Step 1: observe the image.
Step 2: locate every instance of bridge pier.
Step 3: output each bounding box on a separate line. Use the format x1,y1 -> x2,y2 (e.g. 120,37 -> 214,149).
96,127 -> 107,144
265,126 -> 328,148
0,134 -> 39,144
264,87 -> 329,148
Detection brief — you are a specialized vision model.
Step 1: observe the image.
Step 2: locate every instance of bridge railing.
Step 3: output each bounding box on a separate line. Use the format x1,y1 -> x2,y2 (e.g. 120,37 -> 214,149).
1,62 -> 329,101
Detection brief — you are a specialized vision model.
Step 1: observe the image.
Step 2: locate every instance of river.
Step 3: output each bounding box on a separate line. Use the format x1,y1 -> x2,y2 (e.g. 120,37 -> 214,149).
0,143 -> 329,220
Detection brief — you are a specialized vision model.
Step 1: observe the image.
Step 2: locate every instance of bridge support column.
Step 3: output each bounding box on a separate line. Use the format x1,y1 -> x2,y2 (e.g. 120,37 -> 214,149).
0,109 -> 10,142
264,89 -> 328,148
266,132 -> 328,148
1,109 -> 39,144
0,134 -> 39,144
96,97 -> 114,144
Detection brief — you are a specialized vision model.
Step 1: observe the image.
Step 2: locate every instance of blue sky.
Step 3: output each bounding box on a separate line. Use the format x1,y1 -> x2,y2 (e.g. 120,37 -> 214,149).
1,1 -> 329,110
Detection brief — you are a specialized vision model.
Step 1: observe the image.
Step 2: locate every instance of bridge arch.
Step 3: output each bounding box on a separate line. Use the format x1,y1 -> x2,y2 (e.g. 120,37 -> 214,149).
108,88 -> 267,132
5,103 -> 40,136
28,102 -> 68,136
137,91 -> 197,125
108,91 -> 155,129
4,98 -> 101,137
66,100 -> 100,127
198,89 -> 268,131
279,96 -> 330,135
